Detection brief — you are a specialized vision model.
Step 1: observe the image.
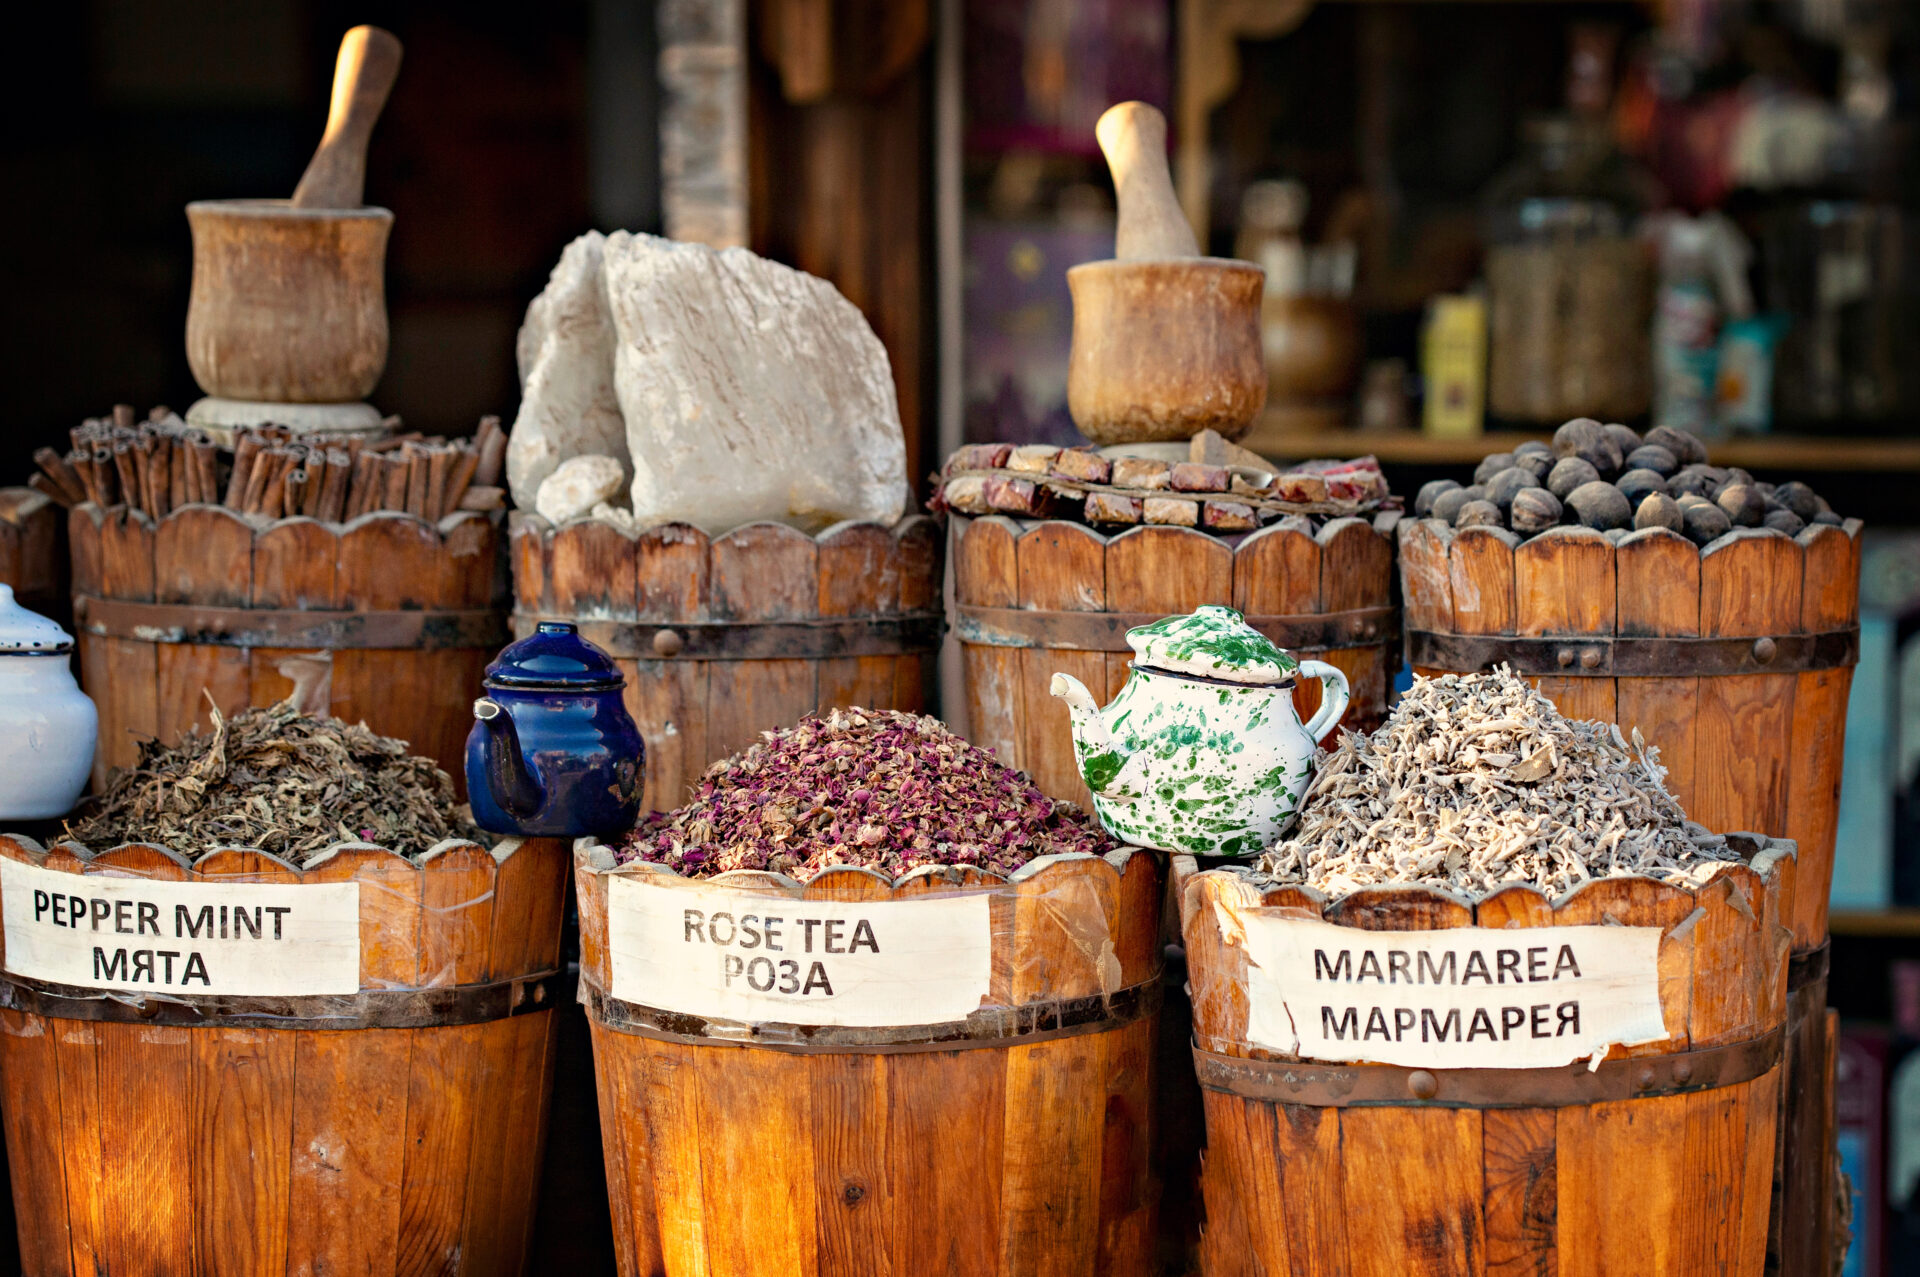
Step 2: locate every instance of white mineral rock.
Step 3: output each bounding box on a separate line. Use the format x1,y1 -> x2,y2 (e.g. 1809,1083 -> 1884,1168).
507,232 -> 628,509
603,232 -> 907,534
535,454 -> 627,525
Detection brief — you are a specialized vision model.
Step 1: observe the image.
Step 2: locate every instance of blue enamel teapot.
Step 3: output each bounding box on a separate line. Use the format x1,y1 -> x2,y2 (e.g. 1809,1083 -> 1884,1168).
465,622 -> 645,838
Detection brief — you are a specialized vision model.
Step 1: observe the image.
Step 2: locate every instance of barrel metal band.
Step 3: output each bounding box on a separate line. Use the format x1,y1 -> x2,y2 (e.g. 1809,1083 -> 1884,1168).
1193,1026 -> 1783,1109
74,595 -> 507,650
1788,941 -> 1830,993
955,604 -> 1400,656
1407,627 -> 1858,678
581,974 -> 1160,1054
0,969 -> 561,1030
512,611 -> 945,661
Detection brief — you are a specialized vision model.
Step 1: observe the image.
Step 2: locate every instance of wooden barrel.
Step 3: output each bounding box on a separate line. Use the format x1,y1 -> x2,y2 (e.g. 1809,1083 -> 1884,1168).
67,502 -> 505,791
575,845 -> 1164,1275
1180,836 -> 1795,1276
0,832 -> 567,1276
0,489 -> 62,618
952,512 -> 1400,813
509,513 -> 943,814
1399,518 -> 1859,1273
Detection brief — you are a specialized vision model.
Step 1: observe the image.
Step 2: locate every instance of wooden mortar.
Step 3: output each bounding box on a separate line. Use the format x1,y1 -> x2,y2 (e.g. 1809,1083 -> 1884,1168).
1067,103 -> 1266,444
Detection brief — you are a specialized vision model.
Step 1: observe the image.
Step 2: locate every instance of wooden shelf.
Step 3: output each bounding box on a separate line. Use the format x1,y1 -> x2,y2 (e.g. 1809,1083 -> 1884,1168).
1829,909 -> 1920,939
1241,425 -> 1920,473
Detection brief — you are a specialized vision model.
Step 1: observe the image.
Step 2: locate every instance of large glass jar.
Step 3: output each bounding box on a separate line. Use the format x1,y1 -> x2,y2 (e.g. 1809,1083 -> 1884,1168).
1482,117 -> 1657,424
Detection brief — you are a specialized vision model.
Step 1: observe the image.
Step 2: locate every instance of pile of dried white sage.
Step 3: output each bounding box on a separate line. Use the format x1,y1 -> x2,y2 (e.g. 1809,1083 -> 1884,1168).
1259,666 -> 1741,897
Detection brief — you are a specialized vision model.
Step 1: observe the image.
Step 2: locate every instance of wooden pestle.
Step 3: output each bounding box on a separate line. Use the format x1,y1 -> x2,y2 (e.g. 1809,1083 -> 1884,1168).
1095,102 -> 1199,261
291,27 -> 404,209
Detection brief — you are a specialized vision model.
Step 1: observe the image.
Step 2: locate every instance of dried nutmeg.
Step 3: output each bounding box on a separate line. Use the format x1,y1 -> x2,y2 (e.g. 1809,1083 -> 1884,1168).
1601,422 -> 1642,459
1682,499 -> 1732,546
1454,499 -> 1504,529
1513,440 -> 1553,460
1774,480 -> 1821,522
1552,418 -> 1623,477
1764,508 -> 1806,535
1433,485 -> 1484,525
1634,492 -> 1683,533
1484,466 -> 1533,512
1566,480 -> 1631,531
1668,465 -> 1714,498
1644,424 -> 1709,466
1415,479 -> 1461,517
1623,444 -> 1678,476
1812,510 -> 1843,527
1716,482 -> 1766,528
1473,452 -> 1516,486
1547,456 -> 1601,500
1615,468 -> 1670,508
1509,487 -> 1562,535
1512,450 -> 1553,482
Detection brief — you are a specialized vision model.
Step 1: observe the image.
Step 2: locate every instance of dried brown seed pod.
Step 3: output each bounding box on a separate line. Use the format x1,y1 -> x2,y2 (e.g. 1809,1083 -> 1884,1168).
1473,452 -> 1516,485
1774,480 -> 1820,522
1634,492 -> 1683,533
1812,510 -> 1843,527
1433,485 -> 1484,525
1615,468 -> 1670,508
1547,456 -> 1600,499
1552,417 -> 1623,477
1716,482 -> 1765,527
1455,499 -> 1504,529
1512,450 -> 1553,481
1484,466 -> 1533,512
1509,487 -> 1562,535
1682,499 -> 1732,546
1669,465 -> 1714,497
1623,444 -> 1678,476
1566,480 -> 1631,531
1415,479 -> 1461,517
1643,425 -> 1708,466
1764,508 -> 1806,535
1513,439 -> 1553,459
1601,422 -> 1642,458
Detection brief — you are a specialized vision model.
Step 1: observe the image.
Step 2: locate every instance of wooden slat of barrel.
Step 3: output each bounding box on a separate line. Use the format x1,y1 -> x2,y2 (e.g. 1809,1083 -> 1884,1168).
248,519 -> 343,707
1693,533 -> 1804,839
1786,524 -> 1856,947
1395,518 -> 1452,638
956,517 -> 1024,773
1017,522 -> 1109,811
1616,529 -> 1703,804
892,516 -> 941,711
708,523 -> 820,764
1516,526 -> 1616,722
1316,517 -> 1394,729
1232,524 -> 1323,731
1107,526 -> 1233,708
817,520 -> 901,714
287,1027 -> 413,1275
0,1010 -> 73,1275
630,522 -> 712,814
1476,885 -> 1559,1276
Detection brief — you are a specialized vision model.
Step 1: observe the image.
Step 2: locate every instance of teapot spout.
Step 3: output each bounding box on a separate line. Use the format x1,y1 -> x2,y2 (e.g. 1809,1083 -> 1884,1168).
473,698 -> 546,818
1050,672 -> 1130,798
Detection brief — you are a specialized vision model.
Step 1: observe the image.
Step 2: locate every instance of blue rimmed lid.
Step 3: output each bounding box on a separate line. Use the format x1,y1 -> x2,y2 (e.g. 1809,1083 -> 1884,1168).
484,621 -> 624,690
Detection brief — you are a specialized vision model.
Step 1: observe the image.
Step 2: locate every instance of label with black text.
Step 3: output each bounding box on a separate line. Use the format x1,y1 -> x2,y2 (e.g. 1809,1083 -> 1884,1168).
1,860 -> 360,997
606,876 -> 994,1027
1237,910 -> 1667,1069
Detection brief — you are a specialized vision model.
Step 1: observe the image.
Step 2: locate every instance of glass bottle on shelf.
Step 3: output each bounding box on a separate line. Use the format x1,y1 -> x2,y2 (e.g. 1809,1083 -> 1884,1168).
1481,116 -> 1657,425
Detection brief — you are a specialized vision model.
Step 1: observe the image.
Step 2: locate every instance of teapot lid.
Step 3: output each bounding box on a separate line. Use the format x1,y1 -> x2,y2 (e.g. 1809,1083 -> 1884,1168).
486,621 -> 624,691
0,586 -> 72,654
1126,605 -> 1297,685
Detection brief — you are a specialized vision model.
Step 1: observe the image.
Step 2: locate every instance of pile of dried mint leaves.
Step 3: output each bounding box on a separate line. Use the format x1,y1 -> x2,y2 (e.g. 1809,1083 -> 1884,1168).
67,700 -> 470,862
1258,666 -> 1740,897
617,707 -> 1112,880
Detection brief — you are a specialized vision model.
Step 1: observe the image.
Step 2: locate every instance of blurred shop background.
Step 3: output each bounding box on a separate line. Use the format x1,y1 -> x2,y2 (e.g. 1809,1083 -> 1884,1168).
1,1 -> 1918,1270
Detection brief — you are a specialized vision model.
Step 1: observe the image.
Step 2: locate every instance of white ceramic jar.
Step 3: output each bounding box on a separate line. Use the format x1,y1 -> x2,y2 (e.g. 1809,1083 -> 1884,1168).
0,586 -> 97,818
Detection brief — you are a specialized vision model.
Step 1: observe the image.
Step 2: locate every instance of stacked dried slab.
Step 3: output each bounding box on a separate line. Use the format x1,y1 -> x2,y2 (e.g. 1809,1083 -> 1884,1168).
510,513 -> 942,814
954,512 -> 1399,812
1399,518 -> 1861,1274
69,502 -> 504,792
0,833 -> 568,1277
1181,838 -> 1795,1276
576,846 -> 1163,1277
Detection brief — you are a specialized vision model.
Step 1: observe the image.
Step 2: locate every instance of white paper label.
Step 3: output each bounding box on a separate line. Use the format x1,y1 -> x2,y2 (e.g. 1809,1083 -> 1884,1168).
606,876 -> 994,1028
1,860 -> 361,997
1237,909 -> 1668,1069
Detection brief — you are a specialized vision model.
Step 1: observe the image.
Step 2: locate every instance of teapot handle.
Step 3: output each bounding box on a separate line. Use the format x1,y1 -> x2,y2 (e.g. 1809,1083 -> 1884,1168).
1297,661 -> 1351,744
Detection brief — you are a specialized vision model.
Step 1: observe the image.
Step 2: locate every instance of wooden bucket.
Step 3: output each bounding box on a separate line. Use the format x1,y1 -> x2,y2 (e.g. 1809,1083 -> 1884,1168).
1398,518 -> 1860,1273
1180,837 -> 1795,1276
575,845 -> 1164,1276
0,832 -> 567,1276
509,514 -> 943,814
0,489 -> 63,621
952,512 -> 1400,812
67,502 -> 506,791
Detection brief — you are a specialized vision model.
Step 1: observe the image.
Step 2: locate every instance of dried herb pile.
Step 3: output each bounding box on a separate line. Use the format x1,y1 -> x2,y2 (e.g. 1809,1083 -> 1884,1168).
68,701 -> 469,862
1258,667 -> 1740,897
617,707 -> 1112,880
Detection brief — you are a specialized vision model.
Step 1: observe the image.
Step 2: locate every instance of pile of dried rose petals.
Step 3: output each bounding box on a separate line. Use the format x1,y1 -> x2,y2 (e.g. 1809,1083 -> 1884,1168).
616,707 -> 1112,880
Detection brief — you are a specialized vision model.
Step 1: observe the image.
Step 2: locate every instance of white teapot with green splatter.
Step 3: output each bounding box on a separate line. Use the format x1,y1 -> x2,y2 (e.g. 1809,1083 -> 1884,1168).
1049,604 -> 1350,857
